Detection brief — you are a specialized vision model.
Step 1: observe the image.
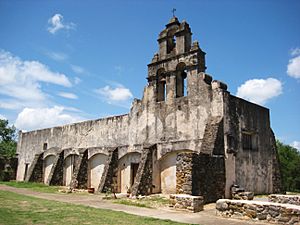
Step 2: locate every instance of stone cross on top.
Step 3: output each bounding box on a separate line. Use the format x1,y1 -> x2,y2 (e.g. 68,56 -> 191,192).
172,8 -> 176,17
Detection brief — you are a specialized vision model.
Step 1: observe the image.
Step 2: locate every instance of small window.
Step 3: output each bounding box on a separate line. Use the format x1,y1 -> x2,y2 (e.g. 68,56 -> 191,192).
157,80 -> 166,102
176,70 -> 187,98
242,132 -> 257,150
43,143 -> 48,150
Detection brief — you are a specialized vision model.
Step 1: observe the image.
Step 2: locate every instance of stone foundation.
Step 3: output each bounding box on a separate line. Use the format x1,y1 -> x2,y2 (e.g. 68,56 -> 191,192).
232,191 -> 254,200
169,194 -> 204,213
216,199 -> 300,224
269,194 -> 300,206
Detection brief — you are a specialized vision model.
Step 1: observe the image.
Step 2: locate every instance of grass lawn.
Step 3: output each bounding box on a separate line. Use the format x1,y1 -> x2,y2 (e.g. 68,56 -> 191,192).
0,181 -> 60,193
113,195 -> 170,208
0,190 -> 189,225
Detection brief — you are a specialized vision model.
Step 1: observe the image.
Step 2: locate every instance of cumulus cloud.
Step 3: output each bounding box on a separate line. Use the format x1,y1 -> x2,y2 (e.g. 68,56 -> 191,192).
58,92 -> 78,99
236,78 -> 282,105
94,85 -> 133,106
15,106 -> 83,131
0,50 -> 72,108
0,114 -> 6,120
291,141 -> 300,151
287,56 -> 300,79
47,14 -> 76,34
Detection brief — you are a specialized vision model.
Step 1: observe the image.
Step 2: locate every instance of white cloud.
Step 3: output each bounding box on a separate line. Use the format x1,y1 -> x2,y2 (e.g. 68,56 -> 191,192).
15,106 -> 83,131
0,50 -> 72,108
47,14 -> 76,34
0,114 -> 6,120
58,92 -> 78,99
291,48 -> 300,56
46,51 -> 68,61
71,65 -> 85,74
236,78 -> 282,105
291,141 -> 300,151
95,85 -> 133,103
287,55 -> 300,79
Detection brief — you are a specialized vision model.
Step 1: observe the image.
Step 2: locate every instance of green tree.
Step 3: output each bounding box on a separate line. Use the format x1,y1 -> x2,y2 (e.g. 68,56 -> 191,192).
0,119 -> 17,159
277,140 -> 300,192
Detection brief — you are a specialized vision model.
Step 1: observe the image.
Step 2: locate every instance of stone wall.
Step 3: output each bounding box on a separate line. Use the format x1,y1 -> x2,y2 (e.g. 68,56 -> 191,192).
269,194 -> 300,206
131,146 -> 154,196
176,152 -> 225,203
224,95 -> 282,195
169,194 -> 204,213
49,151 -> 64,186
70,149 -> 88,189
193,154 -> 226,203
216,199 -> 300,224
98,148 -> 118,193
26,153 -> 43,183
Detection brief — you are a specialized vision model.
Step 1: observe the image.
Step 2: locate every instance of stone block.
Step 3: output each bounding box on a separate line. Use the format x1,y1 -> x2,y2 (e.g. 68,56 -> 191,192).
169,194 -> 204,213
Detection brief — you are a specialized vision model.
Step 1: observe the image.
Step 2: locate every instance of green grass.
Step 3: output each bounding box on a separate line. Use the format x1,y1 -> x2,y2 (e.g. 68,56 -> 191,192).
113,195 -> 170,208
0,190 -> 189,225
0,181 -> 60,193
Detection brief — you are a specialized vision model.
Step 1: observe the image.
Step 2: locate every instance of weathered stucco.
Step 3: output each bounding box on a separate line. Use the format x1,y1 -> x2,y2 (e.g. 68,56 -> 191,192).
16,16 -> 281,200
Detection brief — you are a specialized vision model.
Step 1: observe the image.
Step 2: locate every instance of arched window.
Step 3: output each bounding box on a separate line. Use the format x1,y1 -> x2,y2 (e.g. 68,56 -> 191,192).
157,69 -> 166,102
176,63 -> 187,98
167,30 -> 176,54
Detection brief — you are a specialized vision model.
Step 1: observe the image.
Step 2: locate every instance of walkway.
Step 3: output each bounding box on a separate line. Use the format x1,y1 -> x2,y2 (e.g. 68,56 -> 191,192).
0,185 -> 267,225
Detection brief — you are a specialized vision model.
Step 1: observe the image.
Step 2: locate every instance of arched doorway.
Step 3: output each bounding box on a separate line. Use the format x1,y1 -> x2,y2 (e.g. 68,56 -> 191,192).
160,151 -> 177,194
88,153 -> 108,189
43,155 -> 55,184
118,152 -> 141,193
64,154 -> 78,186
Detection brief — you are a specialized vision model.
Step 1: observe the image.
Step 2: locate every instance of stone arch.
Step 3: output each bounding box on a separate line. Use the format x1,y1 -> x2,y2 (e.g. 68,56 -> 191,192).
159,149 -> 193,194
176,62 -> 187,97
43,154 -> 55,184
88,153 -> 108,189
156,68 -> 166,102
117,152 -> 141,193
167,29 -> 177,54
64,154 -> 79,186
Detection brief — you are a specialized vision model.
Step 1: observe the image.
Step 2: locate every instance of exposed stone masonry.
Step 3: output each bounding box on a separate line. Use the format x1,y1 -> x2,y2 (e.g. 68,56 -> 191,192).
131,146 -> 154,196
269,194 -> 300,206
176,152 -> 225,203
26,153 -> 43,183
200,117 -> 224,155
216,199 -> 300,224
98,148 -> 118,193
170,194 -> 204,213
49,151 -> 64,186
70,149 -> 88,189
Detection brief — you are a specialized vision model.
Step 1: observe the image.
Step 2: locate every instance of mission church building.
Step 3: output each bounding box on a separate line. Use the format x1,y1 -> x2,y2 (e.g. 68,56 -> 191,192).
16,16 -> 281,202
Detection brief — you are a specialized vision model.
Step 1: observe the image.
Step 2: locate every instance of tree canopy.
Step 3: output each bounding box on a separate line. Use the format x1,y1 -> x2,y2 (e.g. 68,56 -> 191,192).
277,140 -> 300,192
0,119 -> 17,159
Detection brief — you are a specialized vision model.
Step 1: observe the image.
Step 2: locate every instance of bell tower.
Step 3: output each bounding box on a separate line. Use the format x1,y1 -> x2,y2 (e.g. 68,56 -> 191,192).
147,17 -> 206,102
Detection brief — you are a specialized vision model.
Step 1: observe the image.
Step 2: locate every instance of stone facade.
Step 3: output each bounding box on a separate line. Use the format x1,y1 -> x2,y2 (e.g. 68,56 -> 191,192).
170,194 -> 204,213
16,17 -> 281,200
216,199 -> 300,224
269,194 -> 300,206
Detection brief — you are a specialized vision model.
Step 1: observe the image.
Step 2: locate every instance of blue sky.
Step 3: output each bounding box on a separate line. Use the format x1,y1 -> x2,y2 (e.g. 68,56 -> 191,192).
0,0 -> 299,149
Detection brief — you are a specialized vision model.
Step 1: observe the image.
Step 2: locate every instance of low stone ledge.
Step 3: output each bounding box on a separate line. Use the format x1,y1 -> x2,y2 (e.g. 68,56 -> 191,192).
232,191 -> 254,200
169,194 -> 204,213
269,194 -> 300,206
216,199 -> 300,224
